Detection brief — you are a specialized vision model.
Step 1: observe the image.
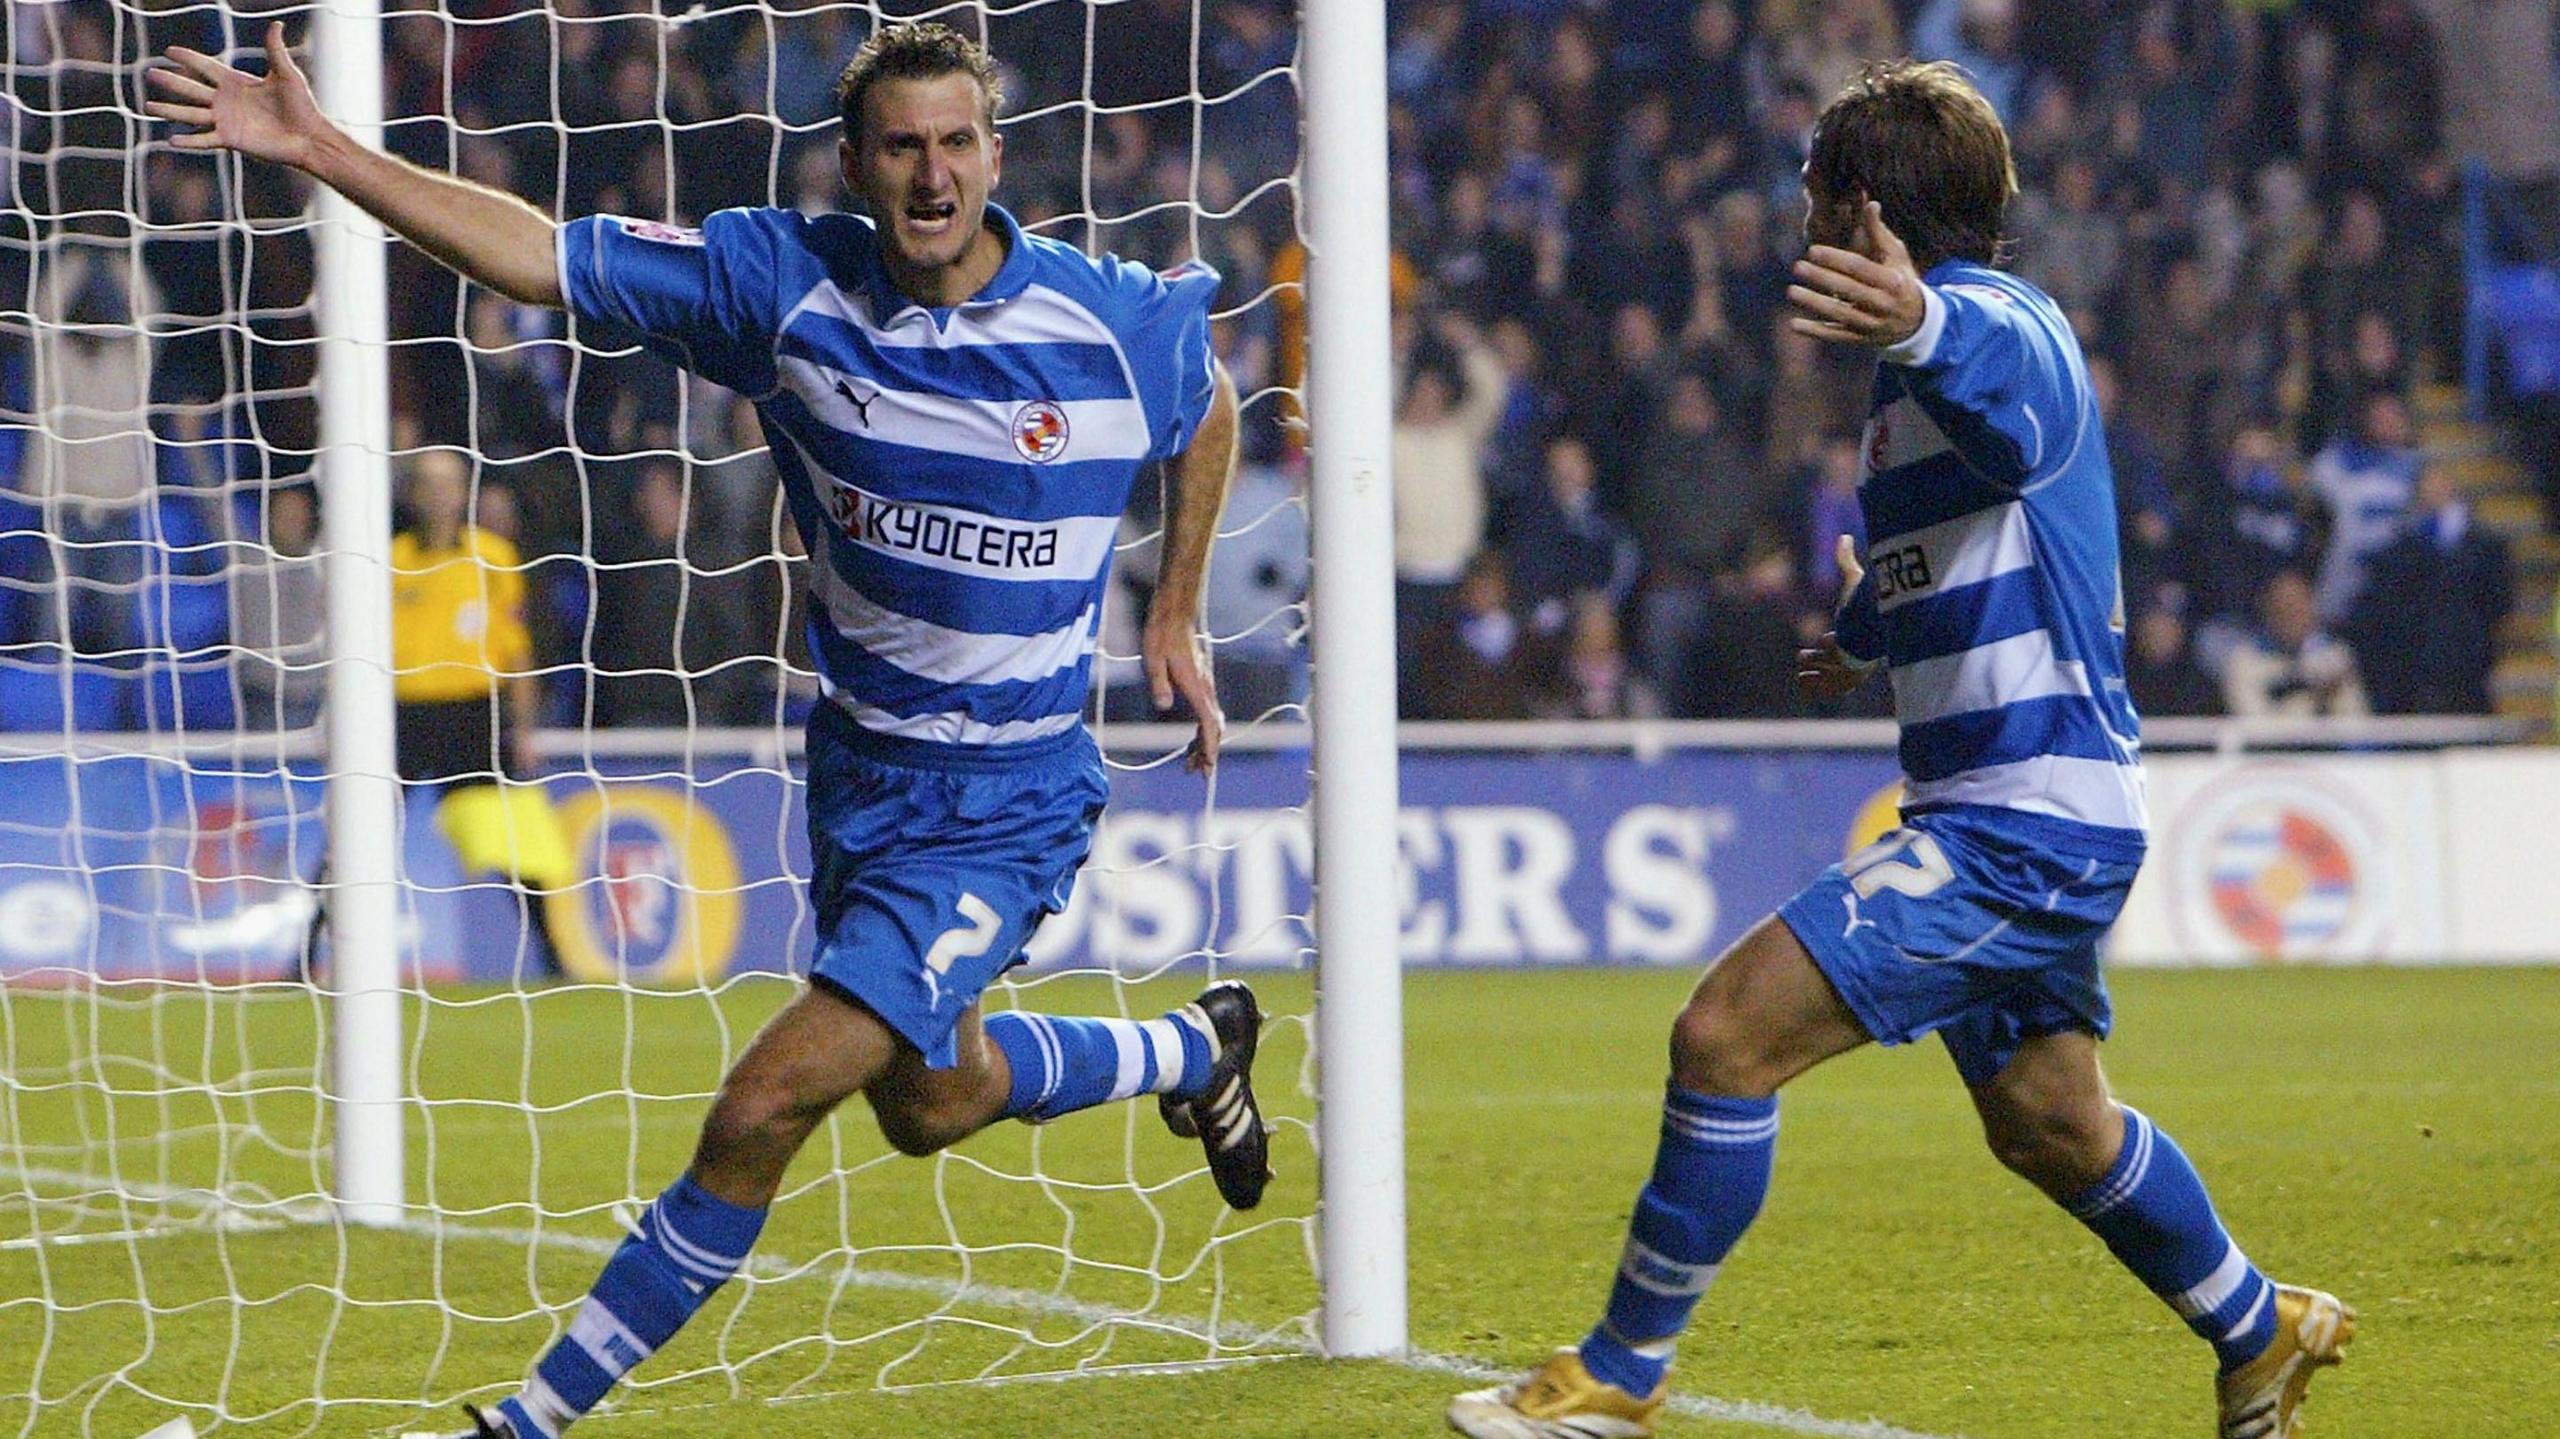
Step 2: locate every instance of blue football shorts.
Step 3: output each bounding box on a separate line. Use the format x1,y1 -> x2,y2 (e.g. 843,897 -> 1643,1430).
803,703 -> 1107,1069
1777,806 -> 2142,1087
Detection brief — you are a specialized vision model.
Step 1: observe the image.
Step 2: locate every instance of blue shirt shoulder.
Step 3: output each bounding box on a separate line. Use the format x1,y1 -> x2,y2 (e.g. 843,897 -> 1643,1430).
558,206 -> 1222,460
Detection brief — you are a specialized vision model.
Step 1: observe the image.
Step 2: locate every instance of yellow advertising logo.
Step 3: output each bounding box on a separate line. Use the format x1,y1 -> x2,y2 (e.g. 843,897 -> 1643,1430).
544,784 -> 743,986
1844,781 -> 1906,858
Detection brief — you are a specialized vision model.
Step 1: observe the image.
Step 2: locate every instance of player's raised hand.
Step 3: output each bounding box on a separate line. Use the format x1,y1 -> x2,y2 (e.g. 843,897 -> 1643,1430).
1795,534 -> 1876,701
146,22 -> 336,170
1143,613 -> 1223,774
1787,199 -> 1925,350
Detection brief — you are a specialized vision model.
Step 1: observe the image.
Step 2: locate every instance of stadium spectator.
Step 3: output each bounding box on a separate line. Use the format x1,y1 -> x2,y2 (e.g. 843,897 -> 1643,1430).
2349,464 -> 2515,715
2414,0 -> 2560,246
1391,312 -> 1505,710
1630,371 -> 1776,716
2188,420 -> 2326,662
590,459 -> 707,729
464,291 -> 567,462
2010,153 -> 2121,318
1500,433 -> 1639,635
1537,593 -> 1656,721
2125,605 -> 2222,718
231,486 -> 326,732
2223,569 -> 2369,719
1908,0 -> 2030,125
60,0 -> 2535,733
2297,191 -> 2400,447
1684,527 -> 1808,721
1768,0 -> 1898,114
26,237 -> 158,518
1795,432 -> 1865,601
2119,251 -> 2236,474
1759,321 -> 1865,480
2089,355 -> 2178,611
1202,460 -> 1311,724
2309,389 -> 2423,623
1407,551 -> 1558,722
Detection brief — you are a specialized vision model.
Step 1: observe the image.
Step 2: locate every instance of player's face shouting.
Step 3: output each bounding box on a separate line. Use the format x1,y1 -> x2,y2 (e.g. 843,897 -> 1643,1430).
847,72 -> 1004,291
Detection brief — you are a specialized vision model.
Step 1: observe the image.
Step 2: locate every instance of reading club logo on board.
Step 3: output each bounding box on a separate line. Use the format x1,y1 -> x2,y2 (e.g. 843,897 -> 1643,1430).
1012,400 -> 1071,462
2169,764 -> 2385,962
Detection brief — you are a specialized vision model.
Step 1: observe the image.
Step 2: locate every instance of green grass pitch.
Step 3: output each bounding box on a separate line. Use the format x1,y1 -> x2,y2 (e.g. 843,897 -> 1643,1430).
3,964 -> 2554,1437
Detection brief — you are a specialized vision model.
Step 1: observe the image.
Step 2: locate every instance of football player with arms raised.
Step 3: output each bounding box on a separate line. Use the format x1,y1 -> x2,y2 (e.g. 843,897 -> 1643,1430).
153,22 -> 1269,1437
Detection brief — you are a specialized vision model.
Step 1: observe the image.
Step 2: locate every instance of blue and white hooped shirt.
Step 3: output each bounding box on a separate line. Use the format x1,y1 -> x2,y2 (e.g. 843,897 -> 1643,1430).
1833,261 -> 2148,859
558,204 -> 1219,754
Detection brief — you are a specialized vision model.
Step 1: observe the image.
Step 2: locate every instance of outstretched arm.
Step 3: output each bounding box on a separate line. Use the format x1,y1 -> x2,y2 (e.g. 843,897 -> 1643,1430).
147,21 -> 562,308
1143,361 -> 1239,774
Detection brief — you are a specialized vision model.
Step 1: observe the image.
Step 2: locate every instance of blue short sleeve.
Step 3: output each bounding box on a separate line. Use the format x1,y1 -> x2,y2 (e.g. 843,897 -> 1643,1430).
1106,257 -> 1221,461
556,207 -> 791,396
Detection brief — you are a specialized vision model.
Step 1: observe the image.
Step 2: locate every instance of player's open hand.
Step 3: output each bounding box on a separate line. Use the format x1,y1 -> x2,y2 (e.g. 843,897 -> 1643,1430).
1787,199 -> 1925,350
1143,614 -> 1223,774
1794,534 -> 1877,701
147,21 -> 334,171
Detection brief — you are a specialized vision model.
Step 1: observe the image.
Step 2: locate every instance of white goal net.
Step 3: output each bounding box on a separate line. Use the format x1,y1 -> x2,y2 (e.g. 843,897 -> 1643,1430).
0,0 -> 1339,1432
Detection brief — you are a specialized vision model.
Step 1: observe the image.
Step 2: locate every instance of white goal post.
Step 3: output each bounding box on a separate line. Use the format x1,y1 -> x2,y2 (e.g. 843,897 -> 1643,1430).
310,0 -> 407,1234
1297,0 -> 1407,1360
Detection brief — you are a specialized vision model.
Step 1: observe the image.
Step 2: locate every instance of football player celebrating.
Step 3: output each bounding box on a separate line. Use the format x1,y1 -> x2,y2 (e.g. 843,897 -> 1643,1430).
1447,61 -> 2352,1439
153,21 -> 1270,1438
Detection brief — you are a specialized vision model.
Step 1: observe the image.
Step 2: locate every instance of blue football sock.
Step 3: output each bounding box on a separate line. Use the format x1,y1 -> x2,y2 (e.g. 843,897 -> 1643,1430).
2064,1106 -> 2278,1372
494,1176 -> 766,1437
984,1008 -> 1216,1123
1578,1086 -> 1778,1398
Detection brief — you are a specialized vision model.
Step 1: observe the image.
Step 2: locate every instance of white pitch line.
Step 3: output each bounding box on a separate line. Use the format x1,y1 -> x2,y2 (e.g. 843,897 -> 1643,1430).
583,1348 -> 1969,1439
3,1164 -> 1966,1439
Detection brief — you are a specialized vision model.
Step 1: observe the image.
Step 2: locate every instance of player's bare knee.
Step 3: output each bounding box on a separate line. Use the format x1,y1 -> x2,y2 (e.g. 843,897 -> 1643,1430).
868,1086 -> 989,1157
869,1099 -> 952,1157
1983,1096 -> 2118,1194
1668,1000 -> 1782,1098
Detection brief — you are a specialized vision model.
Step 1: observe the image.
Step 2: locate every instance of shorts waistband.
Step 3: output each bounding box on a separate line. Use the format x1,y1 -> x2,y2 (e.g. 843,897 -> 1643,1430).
1900,801 -> 2148,865
811,701 -> 1092,773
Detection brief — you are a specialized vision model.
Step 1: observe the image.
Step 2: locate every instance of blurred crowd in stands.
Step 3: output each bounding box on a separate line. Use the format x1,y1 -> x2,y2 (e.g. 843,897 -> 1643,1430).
5,0 -> 2558,735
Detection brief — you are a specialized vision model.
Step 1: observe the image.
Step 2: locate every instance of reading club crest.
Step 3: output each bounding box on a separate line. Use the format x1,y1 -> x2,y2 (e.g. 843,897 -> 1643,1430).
1012,400 -> 1070,463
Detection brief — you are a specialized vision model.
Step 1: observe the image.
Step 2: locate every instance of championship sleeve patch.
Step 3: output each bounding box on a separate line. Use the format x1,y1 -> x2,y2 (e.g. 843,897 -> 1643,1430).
614,218 -> 706,247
